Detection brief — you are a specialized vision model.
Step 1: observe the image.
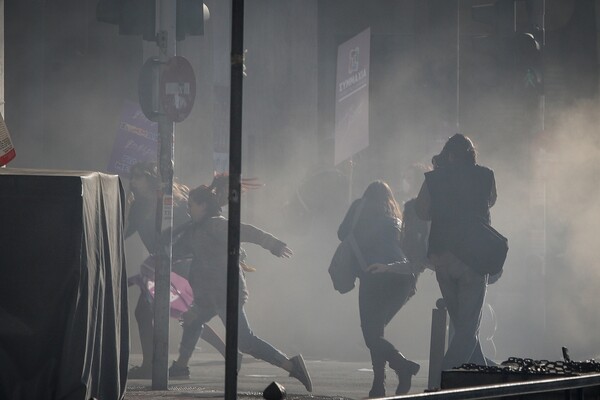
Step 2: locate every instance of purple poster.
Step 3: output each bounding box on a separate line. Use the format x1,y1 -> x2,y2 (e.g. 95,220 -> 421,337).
107,100 -> 158,176
334,28 -> 371,166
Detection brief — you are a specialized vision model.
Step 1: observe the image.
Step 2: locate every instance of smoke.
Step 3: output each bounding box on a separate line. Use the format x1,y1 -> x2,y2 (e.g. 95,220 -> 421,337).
544,100 -> 600,272
238,48 -> 600,365
535,99 -> 600,358
10,0 -> 600,369
228,4 -> 461,365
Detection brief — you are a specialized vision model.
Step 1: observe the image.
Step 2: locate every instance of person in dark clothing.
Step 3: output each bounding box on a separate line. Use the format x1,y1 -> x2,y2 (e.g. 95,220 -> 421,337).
125,162 -> 229,379
415,134 -> 497,375
168,184 -> 313,392
338,181 -> 421,398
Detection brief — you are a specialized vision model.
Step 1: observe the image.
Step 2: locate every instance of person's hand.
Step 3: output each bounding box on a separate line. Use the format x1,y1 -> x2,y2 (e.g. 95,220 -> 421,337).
367,263 -> 392,274
279,245 -> 293,258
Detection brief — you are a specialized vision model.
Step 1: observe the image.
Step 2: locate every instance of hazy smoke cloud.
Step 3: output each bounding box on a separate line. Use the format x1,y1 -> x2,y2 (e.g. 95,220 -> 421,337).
534,99 -> 600,358
12,0 -> 598,367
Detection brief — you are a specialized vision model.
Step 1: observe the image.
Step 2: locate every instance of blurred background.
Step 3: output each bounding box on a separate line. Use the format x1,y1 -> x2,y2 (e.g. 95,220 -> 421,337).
3,0 -> 600,365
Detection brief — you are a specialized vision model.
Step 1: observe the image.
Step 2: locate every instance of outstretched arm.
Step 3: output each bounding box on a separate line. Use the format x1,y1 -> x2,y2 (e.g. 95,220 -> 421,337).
239,221 -> 293,258
277,245 -> 293,258
206,216 -> 293,258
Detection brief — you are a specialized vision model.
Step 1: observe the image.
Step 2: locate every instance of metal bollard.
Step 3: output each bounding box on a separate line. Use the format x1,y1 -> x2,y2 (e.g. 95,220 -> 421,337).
428,298 -> 448,390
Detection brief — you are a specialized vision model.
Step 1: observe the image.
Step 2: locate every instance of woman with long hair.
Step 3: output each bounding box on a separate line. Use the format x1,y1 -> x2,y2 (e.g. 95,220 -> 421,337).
168,184 -> 313,391
337,180 -> 421,397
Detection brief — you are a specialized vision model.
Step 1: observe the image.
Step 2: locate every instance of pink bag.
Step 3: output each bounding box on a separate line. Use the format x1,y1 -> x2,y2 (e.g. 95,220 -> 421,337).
133,255 -> 194,319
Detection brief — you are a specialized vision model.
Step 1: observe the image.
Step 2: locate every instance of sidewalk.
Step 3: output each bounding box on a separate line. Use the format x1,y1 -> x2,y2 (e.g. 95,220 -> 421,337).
124,352 -> 430,400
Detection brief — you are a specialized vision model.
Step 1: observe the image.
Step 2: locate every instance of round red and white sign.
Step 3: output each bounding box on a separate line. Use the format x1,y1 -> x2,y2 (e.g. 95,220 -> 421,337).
159,56 -> 197,123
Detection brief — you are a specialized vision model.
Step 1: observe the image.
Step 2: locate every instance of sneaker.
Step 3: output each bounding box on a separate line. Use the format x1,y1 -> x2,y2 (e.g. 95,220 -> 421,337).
394,360 -> 420,395
168,361 -> 190,379
128,365 -> 152,379
288,354 -> 313,392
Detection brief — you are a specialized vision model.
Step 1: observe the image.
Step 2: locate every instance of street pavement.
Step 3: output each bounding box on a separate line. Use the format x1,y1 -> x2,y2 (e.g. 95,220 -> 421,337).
124,352 -> 430,400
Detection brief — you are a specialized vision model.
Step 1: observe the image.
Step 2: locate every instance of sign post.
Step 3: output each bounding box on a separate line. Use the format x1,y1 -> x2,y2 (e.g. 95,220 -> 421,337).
150,2 -> 197,389
152,0 -> 176,390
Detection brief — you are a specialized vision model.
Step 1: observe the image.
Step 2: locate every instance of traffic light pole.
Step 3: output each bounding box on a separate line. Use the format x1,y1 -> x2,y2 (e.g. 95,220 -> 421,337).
225,0 -> 245,399
152,0 -> 176,390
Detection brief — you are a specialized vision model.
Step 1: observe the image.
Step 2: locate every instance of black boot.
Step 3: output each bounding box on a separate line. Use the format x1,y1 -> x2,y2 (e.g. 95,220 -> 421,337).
390,356 -> 420,395
368,365 -> 386,398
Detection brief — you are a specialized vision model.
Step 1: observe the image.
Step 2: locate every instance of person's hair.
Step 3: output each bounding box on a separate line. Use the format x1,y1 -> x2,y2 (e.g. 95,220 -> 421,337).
361,180 -> 402,220
129,162 -> 159,186
435,133 -> 477,167
129,161 -> 189,204
188,185 -> 222,217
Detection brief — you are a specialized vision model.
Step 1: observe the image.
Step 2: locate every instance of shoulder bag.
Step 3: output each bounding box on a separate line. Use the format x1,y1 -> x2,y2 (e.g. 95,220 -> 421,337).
452,215 -> 508,276
328,200 -> 368,294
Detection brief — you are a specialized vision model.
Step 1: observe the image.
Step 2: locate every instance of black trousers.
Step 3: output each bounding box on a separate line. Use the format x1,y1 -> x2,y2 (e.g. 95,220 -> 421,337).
358,275 -> 416,372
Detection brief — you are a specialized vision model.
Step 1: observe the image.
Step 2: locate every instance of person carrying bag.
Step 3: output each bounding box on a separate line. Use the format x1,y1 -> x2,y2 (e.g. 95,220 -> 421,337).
415,134 -> 504,379
334,181 -> 421,397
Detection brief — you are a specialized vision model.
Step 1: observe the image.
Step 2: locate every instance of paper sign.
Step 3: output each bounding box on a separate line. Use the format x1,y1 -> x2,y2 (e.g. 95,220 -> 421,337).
334,28 -> 371,165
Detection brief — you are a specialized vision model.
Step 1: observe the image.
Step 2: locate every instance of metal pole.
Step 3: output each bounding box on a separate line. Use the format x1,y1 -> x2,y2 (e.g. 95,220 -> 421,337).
152,0 -> 176,390
456,0 -> 461,131
225,0 -> 244,399
428,299 -> 448,390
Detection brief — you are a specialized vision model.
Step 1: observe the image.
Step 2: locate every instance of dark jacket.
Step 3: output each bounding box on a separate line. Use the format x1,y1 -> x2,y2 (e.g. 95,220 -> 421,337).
337,199 -> 408,280
175,216 -> 286,305
424,164 -> 496,256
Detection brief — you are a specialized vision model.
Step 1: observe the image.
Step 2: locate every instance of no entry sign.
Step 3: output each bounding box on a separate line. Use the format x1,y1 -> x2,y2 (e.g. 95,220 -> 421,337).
159,56 -> 196,123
